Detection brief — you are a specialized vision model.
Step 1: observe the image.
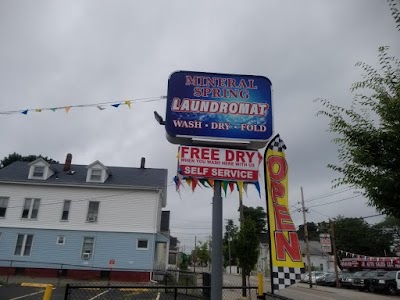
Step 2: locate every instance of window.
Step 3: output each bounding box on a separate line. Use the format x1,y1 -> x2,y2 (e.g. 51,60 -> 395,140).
14,234 -> 34,256
57,236 -> 65,245
90,169 -> 102,181
32,166 -> 45,178
81,237 -> 95,259
87,201 -> 99,222
137,239 -> 149,250
0,197 -> 9,217
21,199 -> 40,219
61,200 -> 71,221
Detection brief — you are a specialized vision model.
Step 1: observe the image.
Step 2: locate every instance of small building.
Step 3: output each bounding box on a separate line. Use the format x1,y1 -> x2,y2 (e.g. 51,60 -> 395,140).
299,240 -> 334,272
0,154 -> 168,281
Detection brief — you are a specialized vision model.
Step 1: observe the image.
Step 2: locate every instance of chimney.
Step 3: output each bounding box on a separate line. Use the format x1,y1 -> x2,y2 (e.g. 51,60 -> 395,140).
63,153 -> 72,171
140,157 -> 146,169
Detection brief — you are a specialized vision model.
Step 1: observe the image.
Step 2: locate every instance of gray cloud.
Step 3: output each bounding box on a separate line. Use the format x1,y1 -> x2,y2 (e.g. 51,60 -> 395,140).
0,0 -> 398,251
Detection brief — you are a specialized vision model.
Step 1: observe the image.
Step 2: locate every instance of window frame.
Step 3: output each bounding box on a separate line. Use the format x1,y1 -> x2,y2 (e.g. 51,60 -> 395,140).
86,201 -> 99,222
14,234 -> 34,256
0,196 -> 9,218
89,169 -> 102,182
61,200 -> 71,221
32,166 -> 45,178
21,198 -> 41,220
56,235 -> 66,245
81,237 -> 95,260
137,239 -> 149,250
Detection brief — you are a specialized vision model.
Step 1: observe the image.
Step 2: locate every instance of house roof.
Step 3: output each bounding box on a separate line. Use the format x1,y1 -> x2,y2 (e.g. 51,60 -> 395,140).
0,161 -> 168,189
299,240 -> 324,256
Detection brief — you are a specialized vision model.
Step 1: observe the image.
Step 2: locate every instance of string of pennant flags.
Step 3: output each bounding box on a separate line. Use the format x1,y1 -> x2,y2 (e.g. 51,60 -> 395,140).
0,96 -> 166,115
173,175 -> 261,199
338,249 -> 399,261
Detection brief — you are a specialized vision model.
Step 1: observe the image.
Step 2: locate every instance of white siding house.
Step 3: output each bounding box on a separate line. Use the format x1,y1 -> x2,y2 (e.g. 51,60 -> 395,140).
0,154 -> 169,282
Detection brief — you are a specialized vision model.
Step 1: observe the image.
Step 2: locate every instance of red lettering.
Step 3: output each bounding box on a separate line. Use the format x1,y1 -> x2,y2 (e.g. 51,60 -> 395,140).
275,232 -> 302,261
274,204 -> 296,231
227,78 -> 235,88
271,180 -> 285,203
181,146 -> 190,158
226,150 -> 234,161
185,76 -> 196,86
237,151 -> 245,162
211,149 -> 219,160
192,148 -> 200,159
267,156 -> 287,182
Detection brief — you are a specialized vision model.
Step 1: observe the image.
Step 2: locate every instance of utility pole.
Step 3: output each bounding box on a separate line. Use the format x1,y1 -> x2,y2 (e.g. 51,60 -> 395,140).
301,187 -> 312,288
194,236 -> 197,273
330,220 -> 339,288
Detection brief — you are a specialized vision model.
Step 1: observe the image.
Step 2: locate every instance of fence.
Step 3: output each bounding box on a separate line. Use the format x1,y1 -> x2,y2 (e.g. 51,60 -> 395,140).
64,284 -> 292,300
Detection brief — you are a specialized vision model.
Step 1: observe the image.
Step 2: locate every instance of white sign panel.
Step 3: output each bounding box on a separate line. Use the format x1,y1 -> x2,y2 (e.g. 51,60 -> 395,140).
178,145 -> 260,181
319,233 -> 332,253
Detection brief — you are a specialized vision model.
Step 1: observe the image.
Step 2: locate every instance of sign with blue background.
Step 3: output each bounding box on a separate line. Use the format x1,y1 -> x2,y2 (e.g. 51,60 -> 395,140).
166,71 -> 272,149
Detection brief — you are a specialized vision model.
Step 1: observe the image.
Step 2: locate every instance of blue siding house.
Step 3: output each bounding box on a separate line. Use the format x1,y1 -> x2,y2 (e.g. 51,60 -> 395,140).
0,154 -> 169,281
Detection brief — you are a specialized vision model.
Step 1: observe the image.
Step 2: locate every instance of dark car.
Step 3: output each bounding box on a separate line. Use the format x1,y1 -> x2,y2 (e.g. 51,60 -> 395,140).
352,270 -> 387,291
323,273 -> 346,287
370,270 -> 399,295
316,273 -> 334,286
339,273 -> 353,287
341,271 -> 369,288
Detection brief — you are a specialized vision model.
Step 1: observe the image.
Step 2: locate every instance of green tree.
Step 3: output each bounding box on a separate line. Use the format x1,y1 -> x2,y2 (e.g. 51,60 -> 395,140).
0,152 -> 58,168
195,241 -> 210,267
333,216 -> 393,257
243,206 -> 267,235
223,219 -> 239,268
316,47 -> 400,217
236,218 -> 259,293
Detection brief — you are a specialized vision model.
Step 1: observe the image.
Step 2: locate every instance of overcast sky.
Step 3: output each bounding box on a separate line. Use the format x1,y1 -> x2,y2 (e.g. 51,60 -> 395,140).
0,0 -> 399,252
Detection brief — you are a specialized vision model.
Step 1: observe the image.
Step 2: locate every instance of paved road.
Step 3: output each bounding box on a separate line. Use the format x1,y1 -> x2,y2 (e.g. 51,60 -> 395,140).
223,273 -> 399,300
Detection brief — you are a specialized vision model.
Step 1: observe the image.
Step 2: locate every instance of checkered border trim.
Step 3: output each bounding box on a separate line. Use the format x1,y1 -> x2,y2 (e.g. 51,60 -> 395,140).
268,135 -> 287,152
272,266 -> 304,291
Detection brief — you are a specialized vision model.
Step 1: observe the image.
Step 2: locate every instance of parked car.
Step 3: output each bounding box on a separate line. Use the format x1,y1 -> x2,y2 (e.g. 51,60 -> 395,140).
341,271 -> 369,289
321,273 -> 343,287
352,270 -> 388,291
316,273 -> 335,286
301,271 -> 328,284
339,273 -> 353,288
370,270 -> 400,295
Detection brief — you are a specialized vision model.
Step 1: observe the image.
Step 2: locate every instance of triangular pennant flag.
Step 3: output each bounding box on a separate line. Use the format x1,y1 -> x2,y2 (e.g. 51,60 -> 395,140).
51,108 -> 57,112
222,181 -> 228,196
21,110 -> 28,115
97,106 -> 105,110
112,103 -> 121,108
243,182 -> 248,196
253,181 -> 261,198
199,179 -> 210,188
173,176 -> 180,191
125,100 -> 131,109
237,181 -> 243,199
185,178 -> 192,186
207,179 -> 214,188
228,182 -> 235,193
35,108 -> 42,112
65,106 -> 71,113
191,178 -> 199,192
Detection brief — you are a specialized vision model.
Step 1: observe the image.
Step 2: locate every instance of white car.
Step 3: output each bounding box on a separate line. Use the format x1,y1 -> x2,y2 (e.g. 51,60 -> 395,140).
301,271 -> 328,284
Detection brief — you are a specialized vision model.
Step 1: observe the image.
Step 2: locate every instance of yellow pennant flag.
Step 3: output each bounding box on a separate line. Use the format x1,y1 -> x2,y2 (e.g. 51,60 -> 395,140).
264,134 -> 304,292
125,100 -> 131,109
65,106 -> 71,113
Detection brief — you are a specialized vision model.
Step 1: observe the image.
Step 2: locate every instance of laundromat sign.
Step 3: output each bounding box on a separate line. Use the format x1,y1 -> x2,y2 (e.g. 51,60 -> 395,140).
165,71 -> 272,149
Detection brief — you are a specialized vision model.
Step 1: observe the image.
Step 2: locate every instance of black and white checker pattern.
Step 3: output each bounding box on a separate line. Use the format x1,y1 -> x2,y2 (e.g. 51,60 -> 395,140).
272,266 -> 304,291
268,135 -> 287,152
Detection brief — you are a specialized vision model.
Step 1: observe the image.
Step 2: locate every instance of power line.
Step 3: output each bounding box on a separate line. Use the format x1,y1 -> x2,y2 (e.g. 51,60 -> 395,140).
308,195 -> 360,208
304,188 -> 352,203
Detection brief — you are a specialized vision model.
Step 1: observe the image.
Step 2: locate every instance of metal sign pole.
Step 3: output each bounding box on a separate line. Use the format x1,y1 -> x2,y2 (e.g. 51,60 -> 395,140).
211,180 -> 223,300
